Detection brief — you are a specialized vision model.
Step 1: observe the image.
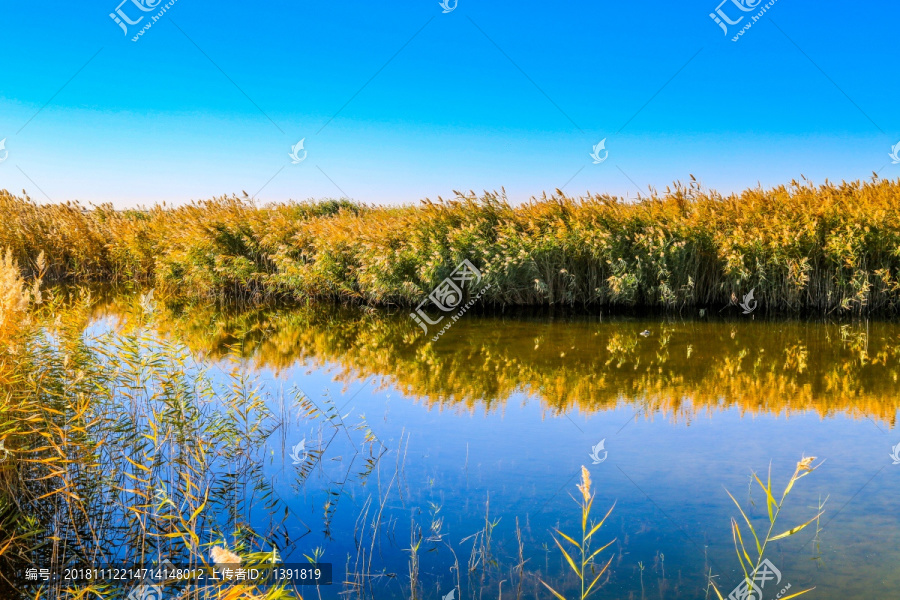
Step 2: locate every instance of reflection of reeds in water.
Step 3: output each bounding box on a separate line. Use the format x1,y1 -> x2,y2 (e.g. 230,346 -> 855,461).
91,297 -> 900,426
6,177 -> 900,313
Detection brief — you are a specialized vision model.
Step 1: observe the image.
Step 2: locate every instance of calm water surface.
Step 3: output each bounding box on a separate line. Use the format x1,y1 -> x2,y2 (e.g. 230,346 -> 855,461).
86,299 -> 900,599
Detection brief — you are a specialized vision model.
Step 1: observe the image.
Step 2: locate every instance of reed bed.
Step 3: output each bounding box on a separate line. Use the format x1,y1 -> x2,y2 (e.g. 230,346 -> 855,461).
4,175 -> 900,313
0,261 -> 299,598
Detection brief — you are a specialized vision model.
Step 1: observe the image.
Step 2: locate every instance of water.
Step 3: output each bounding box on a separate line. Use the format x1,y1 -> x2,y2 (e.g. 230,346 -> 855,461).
66,300 -> 900,597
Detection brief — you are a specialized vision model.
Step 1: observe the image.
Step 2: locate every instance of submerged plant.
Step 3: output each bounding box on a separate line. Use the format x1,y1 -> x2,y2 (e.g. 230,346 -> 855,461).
541,466 -> 616,600
710,456 -> 826,600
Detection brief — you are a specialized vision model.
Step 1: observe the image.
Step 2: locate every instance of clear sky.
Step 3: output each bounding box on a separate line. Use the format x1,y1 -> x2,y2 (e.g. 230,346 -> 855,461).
0,0 -> 897,207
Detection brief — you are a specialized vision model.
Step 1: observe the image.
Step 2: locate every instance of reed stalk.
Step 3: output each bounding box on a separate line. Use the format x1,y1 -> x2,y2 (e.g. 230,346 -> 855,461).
541,466 -> 616,600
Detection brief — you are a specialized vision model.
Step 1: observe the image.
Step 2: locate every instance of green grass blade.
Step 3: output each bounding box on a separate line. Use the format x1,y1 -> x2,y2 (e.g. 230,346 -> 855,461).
777,587 -> 815,599
553,536 -> 580,577
584,554 -> 614,596
752,471 -> 776,524
540,580 -> 568,600
555,529 -> 581,550
725,488 -> 762,556
768,512 -> 823,542
585,502 -> 616,540
586,538 -> 616,562
731,520 -> 753,571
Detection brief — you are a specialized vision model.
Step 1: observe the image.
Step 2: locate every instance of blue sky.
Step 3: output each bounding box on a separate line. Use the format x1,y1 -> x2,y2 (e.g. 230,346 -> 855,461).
0,0 -> 897,207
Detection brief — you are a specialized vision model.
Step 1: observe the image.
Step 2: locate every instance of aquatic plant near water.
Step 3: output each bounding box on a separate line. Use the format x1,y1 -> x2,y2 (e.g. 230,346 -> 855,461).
6,176 -> 900,313
0,284 -> 302,598
541,466 -> 616,600
709,456 -> 825,600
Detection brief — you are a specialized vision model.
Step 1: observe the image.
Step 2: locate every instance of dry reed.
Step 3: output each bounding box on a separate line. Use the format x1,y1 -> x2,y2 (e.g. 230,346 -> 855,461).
4,176 -> 900,313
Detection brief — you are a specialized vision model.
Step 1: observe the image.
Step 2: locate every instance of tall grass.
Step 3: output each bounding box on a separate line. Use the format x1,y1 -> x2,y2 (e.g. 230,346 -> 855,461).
709,457 -> 825,600
541,466 -> 615,600
0,249 -> 43,342
0,280 -> 300,597
4,176 -> 900,312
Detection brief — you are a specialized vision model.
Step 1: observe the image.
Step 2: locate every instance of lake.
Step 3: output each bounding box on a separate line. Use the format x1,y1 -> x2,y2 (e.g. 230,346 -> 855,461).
30,296 -> 900,599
